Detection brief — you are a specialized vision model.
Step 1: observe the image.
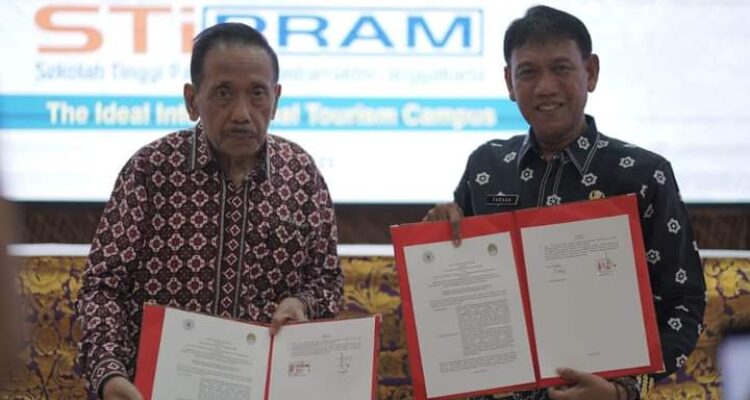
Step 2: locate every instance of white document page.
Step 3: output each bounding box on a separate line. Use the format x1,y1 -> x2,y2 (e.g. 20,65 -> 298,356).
150,308 -> 271,400
266,317 -> 377,399
521,215 -> 650,379
404,233 -> 535,398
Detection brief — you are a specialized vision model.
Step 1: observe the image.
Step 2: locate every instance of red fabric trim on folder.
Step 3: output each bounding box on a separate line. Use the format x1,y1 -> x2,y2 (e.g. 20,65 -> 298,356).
510,212 -> 542,388
626,197 -> 665,373
391,194 -> 661,397
372,314 -> 382,400
391,212 -> 517,247
264,334 -> 274,400
391,228 -> 427,400
429,381 -> 539,400
134,304 -> 166,400
514,193 -> 635,228
536,364 -> 659,389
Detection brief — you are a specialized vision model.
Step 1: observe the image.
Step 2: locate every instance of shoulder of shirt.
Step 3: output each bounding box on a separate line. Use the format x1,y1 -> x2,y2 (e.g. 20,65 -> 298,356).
597,133 -> 670,169
126,129 -> 193,172
468,134 -> 527,159
267,134 -> 317,169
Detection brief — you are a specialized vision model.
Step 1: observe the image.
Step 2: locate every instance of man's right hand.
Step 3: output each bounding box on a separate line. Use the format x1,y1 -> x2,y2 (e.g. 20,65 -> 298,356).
422,202 -> 464,246
102,376 -> 143,400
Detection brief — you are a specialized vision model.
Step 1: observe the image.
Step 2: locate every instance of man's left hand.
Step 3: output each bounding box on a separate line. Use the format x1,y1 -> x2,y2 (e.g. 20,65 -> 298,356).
270,297 -> 308,336
547,368 -> 619,400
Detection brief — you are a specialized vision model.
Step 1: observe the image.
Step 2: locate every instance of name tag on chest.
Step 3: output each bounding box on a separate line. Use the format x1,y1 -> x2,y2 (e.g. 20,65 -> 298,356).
485,194 -> 519,206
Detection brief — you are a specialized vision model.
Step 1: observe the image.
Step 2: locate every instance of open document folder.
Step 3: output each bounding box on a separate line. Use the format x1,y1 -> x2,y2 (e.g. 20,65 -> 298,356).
134,305 -> 381,400
390,194 -> 663,400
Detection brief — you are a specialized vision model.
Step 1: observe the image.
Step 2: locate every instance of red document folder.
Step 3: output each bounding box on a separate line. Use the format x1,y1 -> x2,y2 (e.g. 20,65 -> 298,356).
134,304 -> 381,400
391,194 -> 663,400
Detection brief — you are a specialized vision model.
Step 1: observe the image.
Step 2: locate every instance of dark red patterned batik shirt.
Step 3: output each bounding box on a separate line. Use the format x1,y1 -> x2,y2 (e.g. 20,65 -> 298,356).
77,127 -> 343,394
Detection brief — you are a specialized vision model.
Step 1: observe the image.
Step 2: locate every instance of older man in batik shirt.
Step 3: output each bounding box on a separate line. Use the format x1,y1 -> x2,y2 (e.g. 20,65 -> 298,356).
77,23 -> 343,399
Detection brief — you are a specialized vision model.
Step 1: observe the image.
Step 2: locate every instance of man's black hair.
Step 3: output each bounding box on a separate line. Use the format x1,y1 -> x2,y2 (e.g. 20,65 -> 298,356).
503,5 -> 592,63
190,22 -> 279,88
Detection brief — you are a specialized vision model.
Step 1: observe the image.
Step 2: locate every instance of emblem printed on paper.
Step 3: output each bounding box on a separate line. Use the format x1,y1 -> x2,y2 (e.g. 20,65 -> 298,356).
183,319 -> 195,331
246,333 -> 256,345
487,243 -> 498,256
423,250 -> 435,264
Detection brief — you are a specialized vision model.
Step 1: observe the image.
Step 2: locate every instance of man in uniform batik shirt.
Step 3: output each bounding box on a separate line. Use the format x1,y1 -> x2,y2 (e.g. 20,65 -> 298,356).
424,6 -> 705,400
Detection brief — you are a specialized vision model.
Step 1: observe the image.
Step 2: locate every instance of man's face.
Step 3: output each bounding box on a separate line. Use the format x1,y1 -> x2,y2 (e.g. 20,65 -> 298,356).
504,39 -> 599,145
184,43 -> 281,163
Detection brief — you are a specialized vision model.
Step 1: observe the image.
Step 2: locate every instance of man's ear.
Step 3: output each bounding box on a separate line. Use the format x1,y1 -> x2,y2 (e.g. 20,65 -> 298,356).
270,83 -> 282,120
183,83 -> 200,121
585,54 -> 600,92
504,66 -> 516,102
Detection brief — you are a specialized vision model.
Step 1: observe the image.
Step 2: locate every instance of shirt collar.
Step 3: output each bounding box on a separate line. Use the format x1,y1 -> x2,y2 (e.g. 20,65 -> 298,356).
190,123 -> 212,171
517,114 -> 601,176
190,123 -> 273,181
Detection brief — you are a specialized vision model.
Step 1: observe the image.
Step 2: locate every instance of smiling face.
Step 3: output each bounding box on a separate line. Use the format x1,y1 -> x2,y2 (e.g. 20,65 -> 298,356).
184,42 -> 281,165
504,39 -> 599,150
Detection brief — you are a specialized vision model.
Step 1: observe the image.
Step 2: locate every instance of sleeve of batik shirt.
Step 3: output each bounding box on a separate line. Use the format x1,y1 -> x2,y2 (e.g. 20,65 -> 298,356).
295,165 -> 343,319
77,159 -> 148,395
639,160 -> 706,381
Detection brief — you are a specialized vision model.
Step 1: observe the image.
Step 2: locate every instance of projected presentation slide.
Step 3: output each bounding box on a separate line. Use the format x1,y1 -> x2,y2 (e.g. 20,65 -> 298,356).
0,0 -> 746,203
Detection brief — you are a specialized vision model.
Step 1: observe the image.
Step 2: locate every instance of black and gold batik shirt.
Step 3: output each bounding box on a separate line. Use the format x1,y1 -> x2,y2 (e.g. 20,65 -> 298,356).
457,115 -> 706,400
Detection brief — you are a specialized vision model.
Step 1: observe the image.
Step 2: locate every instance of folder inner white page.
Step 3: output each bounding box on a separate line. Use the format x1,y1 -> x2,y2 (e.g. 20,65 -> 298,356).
267,316 -> 377,399
150,308 -> 271,400
521,215 -> 650,379
404,232 -> 535,398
